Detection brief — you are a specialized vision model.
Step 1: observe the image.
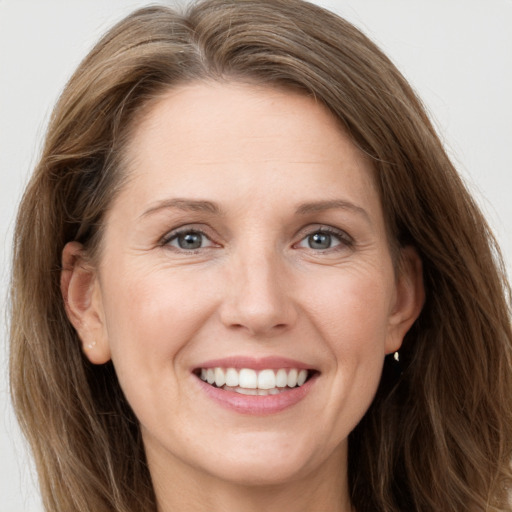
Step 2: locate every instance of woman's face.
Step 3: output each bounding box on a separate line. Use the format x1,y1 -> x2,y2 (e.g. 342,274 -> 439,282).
65,82 -> 422,492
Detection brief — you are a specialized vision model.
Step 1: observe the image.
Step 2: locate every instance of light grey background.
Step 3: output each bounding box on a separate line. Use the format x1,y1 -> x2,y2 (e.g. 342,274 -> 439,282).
1,1 -> 511,510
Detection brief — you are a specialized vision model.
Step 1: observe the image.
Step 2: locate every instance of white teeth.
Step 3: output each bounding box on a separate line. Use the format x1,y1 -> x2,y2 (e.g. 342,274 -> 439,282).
239,368 -> 257,389
224,386 -> 286,396
257,369 -> 276,390
214,367 -> 226,387
198,367 -> 312,393
275,369 -> 288,388
225,367 -> 239,387
297,369 -> 308,386
235,387 -> 258,395
287,369 -> 298,387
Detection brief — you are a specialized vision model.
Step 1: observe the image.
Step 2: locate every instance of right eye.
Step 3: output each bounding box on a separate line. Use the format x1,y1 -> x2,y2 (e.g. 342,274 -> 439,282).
164,229 -> 215,251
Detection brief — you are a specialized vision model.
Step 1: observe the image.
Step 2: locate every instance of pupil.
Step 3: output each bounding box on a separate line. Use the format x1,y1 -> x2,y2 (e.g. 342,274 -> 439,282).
179,232 -> 202,249
309,232 -> 331,249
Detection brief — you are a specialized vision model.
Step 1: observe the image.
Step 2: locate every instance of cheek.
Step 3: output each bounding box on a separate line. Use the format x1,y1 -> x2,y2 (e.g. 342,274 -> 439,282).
304,264 -> 395,353
97,267 -> 223,434
305,265 -> 394,403
100,267 -> 218,384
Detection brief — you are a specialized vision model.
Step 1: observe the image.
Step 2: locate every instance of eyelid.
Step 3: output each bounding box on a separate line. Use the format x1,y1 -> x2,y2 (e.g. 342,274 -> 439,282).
159,223 -> 352,252
294,225 -> 354,250
160,224 -> 219,249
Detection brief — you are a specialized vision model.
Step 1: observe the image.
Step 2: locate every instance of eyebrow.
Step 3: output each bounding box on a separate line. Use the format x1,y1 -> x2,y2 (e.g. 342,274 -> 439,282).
295,199 -> 371,223
140,198 -> 222,218
140,197 -> 370,223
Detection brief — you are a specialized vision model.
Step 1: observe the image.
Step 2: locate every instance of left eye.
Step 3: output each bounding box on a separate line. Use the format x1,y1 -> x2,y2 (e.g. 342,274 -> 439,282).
166,230 -> 214,250
297,230 -> 344,250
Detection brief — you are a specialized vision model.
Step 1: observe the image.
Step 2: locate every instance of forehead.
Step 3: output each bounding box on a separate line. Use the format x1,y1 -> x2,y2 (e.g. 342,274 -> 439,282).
114,81 -> 383,230
123,81 -> 377,197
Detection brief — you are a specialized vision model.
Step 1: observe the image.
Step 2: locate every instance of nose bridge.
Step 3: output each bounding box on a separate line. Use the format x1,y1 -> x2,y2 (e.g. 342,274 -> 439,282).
220,239 -> 296,336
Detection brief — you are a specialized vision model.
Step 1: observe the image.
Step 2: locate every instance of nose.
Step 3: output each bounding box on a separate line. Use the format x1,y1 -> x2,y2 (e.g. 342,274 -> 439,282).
219,249 -> 298,337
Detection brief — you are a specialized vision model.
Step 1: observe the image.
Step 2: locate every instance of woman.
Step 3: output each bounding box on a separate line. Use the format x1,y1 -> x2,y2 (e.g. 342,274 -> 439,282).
9,0 -> 512,510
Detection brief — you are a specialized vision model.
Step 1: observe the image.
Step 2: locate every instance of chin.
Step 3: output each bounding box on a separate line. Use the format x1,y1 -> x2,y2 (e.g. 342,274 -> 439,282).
197,431 -> 341,487
205,457 -> 311,487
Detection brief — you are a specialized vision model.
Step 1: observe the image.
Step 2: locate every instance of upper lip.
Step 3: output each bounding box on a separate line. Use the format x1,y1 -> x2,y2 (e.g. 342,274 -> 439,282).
193,356 -> 316,372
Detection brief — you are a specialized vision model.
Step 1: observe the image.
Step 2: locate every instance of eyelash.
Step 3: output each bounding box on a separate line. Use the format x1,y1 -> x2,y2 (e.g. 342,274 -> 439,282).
160,225 -> 353,253
295,226 -> 353,252
160,227 -> 216,252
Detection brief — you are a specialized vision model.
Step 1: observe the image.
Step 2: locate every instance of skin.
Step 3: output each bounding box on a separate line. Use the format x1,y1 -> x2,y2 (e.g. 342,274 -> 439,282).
62,82 -> 424,512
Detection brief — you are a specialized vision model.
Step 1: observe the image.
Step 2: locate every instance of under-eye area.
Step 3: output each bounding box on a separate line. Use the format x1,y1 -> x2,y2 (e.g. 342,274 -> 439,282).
194,367 -> 319,395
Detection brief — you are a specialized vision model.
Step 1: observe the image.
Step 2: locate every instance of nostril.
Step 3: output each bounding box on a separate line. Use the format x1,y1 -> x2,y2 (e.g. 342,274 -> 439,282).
226,321 -> 290,336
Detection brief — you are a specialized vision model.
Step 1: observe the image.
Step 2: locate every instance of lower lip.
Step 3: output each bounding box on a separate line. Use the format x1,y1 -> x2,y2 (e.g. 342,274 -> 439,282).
195,374 -> 317,415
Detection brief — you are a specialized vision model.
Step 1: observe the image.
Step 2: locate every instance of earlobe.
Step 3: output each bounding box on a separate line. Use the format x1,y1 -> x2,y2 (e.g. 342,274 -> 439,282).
386,246 -> 425,354
61,241 -> 111,364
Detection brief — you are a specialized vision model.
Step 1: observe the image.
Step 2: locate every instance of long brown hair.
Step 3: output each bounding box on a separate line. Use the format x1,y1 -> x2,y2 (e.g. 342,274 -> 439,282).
10,1 -> 512,510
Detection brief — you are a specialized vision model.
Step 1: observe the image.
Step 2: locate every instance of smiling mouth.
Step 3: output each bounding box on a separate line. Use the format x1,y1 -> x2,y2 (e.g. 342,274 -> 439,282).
194,367 -> 317,396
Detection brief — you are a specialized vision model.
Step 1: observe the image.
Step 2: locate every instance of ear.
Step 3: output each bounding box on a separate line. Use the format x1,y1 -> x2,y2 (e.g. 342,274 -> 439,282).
61,241 -> 111,364
385,246 -> 425,354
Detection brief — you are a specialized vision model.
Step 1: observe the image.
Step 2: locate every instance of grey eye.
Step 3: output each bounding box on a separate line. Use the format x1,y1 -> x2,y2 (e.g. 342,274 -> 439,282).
179,232 -> 203,249
308,232 -> 333,249
168,231 -> 211,250
296,230 -> 344,250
